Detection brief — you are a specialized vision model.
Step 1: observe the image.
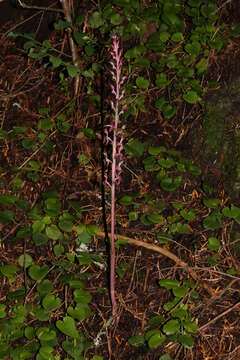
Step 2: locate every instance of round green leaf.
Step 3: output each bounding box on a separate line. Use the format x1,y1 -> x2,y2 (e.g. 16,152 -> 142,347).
207,237 -> 220,251
147,214 -> 165,224
37,280 -> 54,296
42,294 -> 61,311
74,289 -> 92,304
110,13 -> 122,25
128,335 -> 145,347
46,225 -> 61,240
171,32 -> 184,42
203,198 -> 221,209
28,264 -> 49,280
24,326 -> 35,340
148,332 -> 166,349
159,354 -> 172,360
89,11 -> 104,28
56,316 -> 79,338
33,233 -> 49,246
53,244 -> 64,257
183,90 -> 200,104
178,334 -> 194,348
203,212 -> 222,230
67,304 -> 92,322
136,76 -> 149,90
173,286 -> 188,298
163,319 -> 180,335
18,254 -> 33,268
183,319 -> 197,333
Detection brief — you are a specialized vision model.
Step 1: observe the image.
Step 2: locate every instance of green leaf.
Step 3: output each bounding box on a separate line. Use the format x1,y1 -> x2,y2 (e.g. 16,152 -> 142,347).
49,56 -> 62,68
62,339 -> 85,359
89,11 -> 104,28
34,305 -> 49,321
58,218 -> 73,232
53,244 -> 64,257
38,118 -> 54,132
28,264 -> 49,280
159,354 -> 172,360
183,319 -> 197,333
180,209 -> 195,221
159,279 -> 180,289
157,232 -> 172,244
160,176 -> 182,192
207,237 -> 220,251
74,289 -> 92,304
128,211 -> 138,221
67,64 -> 80,78
32,219 -> 46,234
147,214 -> 165,224
37,280 -> 54,296
203,198 -> 221,209
78,154 -> 91,165
22,138 -> 36,150
160,31 -> 170,42
148,146 -> 166,155
46,225 -> 61,240
203,211 -> 222,230
166,54 -> 179,69
125,45 -> 146,59
196,58 -> 208,74
56,316 -> 79,338
158,157 -> 175,168
44,197 -> 61,216
128,335 -> 145,347
0,194 -> 17,205
42,294 -> 61,311
0,264 -> 18,281
110,13 -> 122,25
171,32 -> 184,42
183,90 -> 200,104
0,210 -> 15,224
77,231 -> 92,244
33,233 -> 49,246
148,332 -> 166,349
67,304 -> 93,322
125,139 -> 144,158
136,76 -> 149,90
24,326 -> 35,340
178,334 -> 194,348
171,306 -> 188,320
148,315 -> 164,326
173,286 -> 188,298
163,319 -> 180,335
185,41 -> 201,57
87,224 -> 99,235
222,205 -> 240,222
155,73 -> 170,88
0,303 -> 6,318
188,163 -> 201,176
18,254 -> 33,268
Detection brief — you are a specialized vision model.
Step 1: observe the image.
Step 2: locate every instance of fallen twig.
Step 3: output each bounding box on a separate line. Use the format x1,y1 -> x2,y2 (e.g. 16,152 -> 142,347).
199,301 -> 240,332
97,231 -> 215,296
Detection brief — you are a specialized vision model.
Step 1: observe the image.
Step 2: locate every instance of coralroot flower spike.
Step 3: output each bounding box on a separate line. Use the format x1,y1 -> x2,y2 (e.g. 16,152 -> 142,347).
105,35 -> 126,316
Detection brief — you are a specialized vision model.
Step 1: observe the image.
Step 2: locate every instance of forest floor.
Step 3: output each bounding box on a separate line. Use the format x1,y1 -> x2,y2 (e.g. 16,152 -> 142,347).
1,2 -> 240,360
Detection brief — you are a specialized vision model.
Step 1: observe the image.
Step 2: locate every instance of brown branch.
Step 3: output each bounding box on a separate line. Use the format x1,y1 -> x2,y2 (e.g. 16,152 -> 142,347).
17,0 -> 64,13
97,231 -> 215,296
61,0 -> 81,95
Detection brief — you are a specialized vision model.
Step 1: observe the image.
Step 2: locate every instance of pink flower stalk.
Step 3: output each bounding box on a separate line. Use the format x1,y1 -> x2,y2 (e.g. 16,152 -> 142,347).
105,35 -> 126,316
